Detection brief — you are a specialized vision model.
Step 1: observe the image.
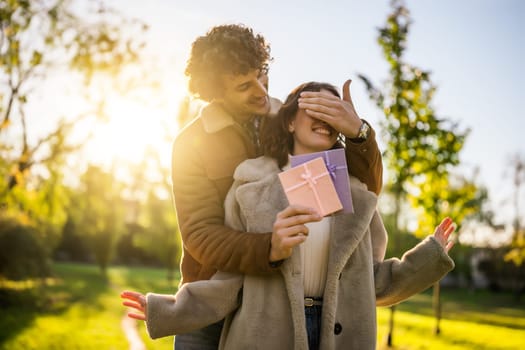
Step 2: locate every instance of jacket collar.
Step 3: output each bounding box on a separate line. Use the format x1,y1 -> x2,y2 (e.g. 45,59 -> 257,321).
200,102 -> 235,134
199,98 -> 283,134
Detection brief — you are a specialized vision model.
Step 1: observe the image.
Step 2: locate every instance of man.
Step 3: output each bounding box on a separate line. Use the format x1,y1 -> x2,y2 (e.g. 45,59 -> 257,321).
171,24 -> 383,349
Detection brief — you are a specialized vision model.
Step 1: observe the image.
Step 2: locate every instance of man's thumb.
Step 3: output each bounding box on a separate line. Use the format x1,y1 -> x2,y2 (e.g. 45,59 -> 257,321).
343,79 -> 352,102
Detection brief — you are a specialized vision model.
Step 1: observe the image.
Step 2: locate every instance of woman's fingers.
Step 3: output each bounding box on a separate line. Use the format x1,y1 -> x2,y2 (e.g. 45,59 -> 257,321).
121,290 -> 147,320
121,291 -> 143,302
434,217 -> 456,252
127,312 -> 146,321
122,300 -> 144,311
445,240 -> 455,253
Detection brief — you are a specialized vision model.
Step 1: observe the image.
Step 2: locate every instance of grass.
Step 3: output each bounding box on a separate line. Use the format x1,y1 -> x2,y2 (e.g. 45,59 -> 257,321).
0,263 -> 177,350
376,289 -> 525,349
1,263 -> 524,349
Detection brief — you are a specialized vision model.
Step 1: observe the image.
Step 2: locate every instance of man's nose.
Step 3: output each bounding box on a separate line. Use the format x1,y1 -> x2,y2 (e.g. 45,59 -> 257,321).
253,78 -> 268,96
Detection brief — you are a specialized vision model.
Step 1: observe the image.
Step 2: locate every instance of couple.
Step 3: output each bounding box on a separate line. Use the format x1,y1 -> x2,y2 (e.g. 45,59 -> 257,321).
121,25 -> 455,350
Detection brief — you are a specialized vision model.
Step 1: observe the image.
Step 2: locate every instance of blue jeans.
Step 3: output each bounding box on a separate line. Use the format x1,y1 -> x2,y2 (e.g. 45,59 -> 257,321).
174,319 -> 224,350
305,305 -> 322,350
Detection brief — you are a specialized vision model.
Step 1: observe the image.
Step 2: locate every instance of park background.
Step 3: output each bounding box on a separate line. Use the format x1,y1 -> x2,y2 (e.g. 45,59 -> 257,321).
1,0 -> 524,349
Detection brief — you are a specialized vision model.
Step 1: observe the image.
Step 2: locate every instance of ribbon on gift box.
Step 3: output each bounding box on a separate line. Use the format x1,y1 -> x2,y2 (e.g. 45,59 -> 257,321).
290,148 -> 353,214
284,162 -> 329,215
324,150 -> 347,181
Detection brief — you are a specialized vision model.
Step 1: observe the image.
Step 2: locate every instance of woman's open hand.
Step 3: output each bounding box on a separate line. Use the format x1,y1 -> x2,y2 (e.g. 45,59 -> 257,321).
433,217 -> 456,254
121,290 -> 147,321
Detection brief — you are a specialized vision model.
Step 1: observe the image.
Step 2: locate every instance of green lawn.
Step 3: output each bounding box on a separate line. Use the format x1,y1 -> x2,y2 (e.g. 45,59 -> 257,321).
0,263 -> 177,350
376,289 -> 525,349
1,263 -> 524,349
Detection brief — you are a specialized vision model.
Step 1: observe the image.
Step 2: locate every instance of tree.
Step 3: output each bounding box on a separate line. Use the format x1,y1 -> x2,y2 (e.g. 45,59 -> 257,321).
409,171 -> 483,334
54,214 -> 91,262
74,165 -> 125,276
121,146 -> 181,280
358,0 -> 473,344
503,153 -> 525,299
0,0 -> 148,277
0,0 -> 146,189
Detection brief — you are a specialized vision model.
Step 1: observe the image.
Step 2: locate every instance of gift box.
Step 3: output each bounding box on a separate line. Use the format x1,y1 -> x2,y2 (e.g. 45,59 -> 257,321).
290,148 -> 354,213
278,157 -> 342,216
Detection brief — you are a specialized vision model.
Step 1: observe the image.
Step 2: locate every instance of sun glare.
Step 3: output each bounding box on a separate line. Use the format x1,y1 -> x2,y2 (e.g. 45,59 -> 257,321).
85,97 -> 179,171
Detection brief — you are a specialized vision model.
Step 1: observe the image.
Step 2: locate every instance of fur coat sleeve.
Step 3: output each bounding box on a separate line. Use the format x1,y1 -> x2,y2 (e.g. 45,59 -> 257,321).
372,211 -> 455,307
145,271 -> 243,339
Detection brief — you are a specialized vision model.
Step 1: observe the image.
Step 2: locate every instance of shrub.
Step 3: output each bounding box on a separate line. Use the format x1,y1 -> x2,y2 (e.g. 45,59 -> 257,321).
0,217 -> 51,280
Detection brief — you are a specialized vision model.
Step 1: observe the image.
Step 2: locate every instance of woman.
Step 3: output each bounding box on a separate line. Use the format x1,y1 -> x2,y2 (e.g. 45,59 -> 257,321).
122,82 -> 455,350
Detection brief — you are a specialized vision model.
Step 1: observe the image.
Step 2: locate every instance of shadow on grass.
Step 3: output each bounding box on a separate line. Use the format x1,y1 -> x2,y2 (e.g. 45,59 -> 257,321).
396,287 -> 525,330
0,262 -> 111,345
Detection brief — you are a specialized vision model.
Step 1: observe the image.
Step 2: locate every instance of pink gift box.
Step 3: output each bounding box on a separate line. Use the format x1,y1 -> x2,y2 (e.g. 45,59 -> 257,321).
290,148 -> 354,214
278,157 -> 343,216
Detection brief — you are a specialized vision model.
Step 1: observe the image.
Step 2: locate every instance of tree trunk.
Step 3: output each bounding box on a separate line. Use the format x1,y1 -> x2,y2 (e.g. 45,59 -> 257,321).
387,305 -> 396,346
433,281 -> 441,335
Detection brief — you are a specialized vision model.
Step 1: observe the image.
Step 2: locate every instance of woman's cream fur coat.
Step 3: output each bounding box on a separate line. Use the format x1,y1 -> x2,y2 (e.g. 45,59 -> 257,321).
145,156 -> 454,349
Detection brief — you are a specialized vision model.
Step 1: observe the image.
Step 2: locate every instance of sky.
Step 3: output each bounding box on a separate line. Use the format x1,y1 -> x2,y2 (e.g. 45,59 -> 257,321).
24,0 -> 521,235
101,0 -> 524,224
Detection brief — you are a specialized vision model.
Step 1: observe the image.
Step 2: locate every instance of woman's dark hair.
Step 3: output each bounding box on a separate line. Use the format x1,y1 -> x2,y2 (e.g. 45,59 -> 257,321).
185,24 -> 272,102
260,82 -> 342,168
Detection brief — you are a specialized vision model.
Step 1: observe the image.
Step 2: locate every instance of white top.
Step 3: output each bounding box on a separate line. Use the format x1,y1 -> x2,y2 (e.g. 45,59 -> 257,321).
301,217 -> 332,297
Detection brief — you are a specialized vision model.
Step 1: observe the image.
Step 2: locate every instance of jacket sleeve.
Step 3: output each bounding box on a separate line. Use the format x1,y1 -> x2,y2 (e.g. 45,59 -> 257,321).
145,271 -> 243,339
345,121 -> 383,195
172,136 -> 274,276
373,235 -> 455,307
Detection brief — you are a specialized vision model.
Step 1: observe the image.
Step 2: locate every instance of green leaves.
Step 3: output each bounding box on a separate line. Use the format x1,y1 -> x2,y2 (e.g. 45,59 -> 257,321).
0,0 -> 150,277
359,0 -> 481,237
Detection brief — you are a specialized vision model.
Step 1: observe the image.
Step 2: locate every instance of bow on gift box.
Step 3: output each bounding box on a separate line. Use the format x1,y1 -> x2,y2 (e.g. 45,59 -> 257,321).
324,150 -> 347,180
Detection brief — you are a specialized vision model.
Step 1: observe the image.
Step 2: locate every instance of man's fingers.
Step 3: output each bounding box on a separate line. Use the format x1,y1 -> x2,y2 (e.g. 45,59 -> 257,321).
300,90 -> 341,102
342,79 -> 352,103
298,101 -> 336,115
303,109 -> 334,124
298,96 -> 341,111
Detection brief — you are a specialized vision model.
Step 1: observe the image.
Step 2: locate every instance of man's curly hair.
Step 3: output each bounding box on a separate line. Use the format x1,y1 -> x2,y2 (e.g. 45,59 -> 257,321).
185,24 -> 272,102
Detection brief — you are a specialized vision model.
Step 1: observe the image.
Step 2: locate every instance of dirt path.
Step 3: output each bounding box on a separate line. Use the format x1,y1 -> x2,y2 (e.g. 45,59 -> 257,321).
121,312 -> 146,350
